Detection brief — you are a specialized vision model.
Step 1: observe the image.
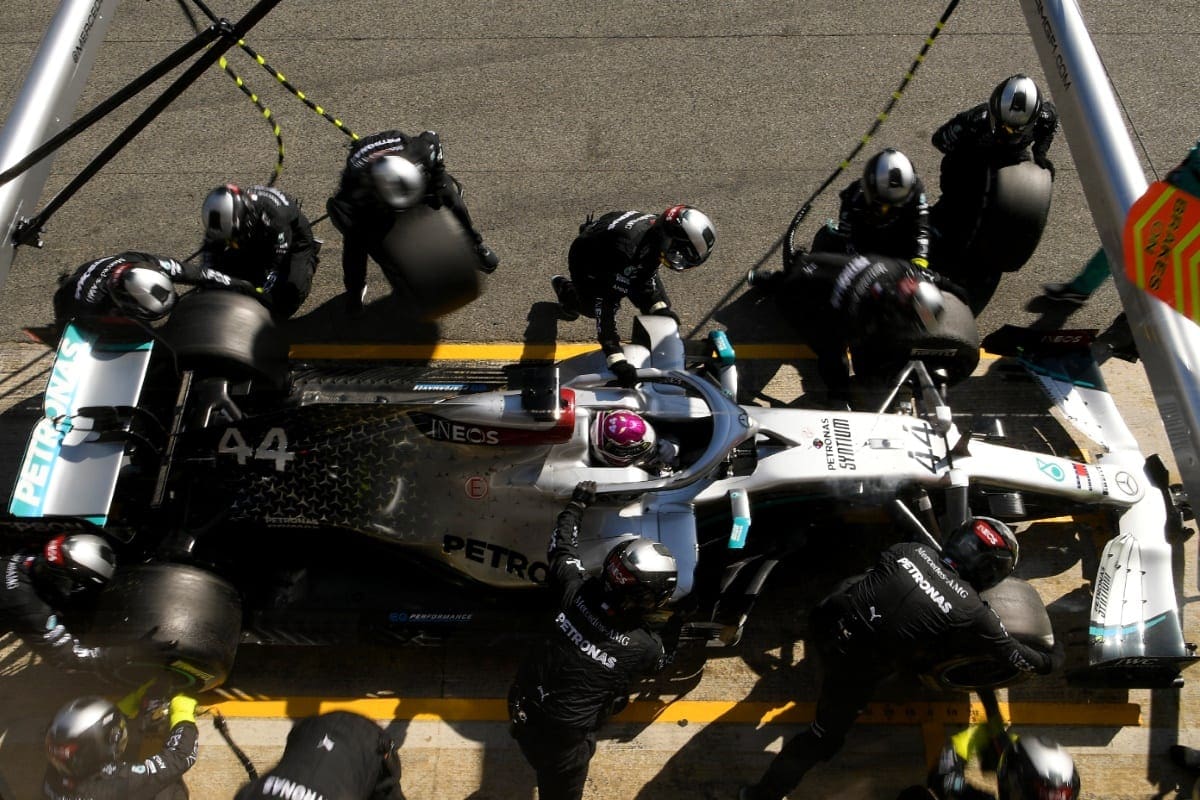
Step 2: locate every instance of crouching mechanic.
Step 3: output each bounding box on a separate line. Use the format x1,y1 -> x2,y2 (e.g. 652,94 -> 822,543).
43,691 -> 198,799
0,533 -> 116,670
200,183 -> 319,320
740,517 -> 1062,800
509,481 -> 682,800
327,129 -> 499,315
52,251 -> 254,329
751,251 -> 963,406
551,205 -> 716,387
235,711 -> 405,800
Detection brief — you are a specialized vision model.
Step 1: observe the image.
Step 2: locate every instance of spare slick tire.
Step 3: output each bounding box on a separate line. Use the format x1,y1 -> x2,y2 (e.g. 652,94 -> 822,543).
851,291 -> 981,389
375,204 -> 482,319
925,576 -> 1054,691
160,289 -> 289,390
91,563 -> 242,692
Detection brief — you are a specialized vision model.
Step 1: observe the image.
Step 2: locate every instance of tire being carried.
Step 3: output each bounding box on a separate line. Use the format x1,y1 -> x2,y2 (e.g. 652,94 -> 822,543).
925,576 -> 1054,691
160,289 -> 289,390
376,204 -> 482,319
91,563 -> 243,692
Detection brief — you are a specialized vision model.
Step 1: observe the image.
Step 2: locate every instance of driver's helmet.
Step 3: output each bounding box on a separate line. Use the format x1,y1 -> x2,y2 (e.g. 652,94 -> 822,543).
602,538 -> 678,612
371,155 -> 427,209
107,263 -> 177,320
894,273 -> 945,333
45,696 -> 129,779
989,74 -> 1042,140
940,516 -> 1019,591
658,205 -> 716,271
202,183 -> 249,244
35,533 -> 117,598
590,410 -> 657,467
861,148 -> 918,215
997,736 -> 1080,800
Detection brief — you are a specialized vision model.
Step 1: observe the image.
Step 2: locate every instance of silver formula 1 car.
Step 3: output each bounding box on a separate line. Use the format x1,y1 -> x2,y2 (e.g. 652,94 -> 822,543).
4,290 -> 1194,691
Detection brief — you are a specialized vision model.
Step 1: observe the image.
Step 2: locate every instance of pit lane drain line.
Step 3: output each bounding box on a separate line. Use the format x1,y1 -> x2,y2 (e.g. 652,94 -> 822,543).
201,698 -> 1140,728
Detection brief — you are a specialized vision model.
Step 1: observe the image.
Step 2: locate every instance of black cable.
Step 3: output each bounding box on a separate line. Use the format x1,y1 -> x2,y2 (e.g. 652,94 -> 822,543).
13,0 -> 286,247
683,0 -> 961,340
186,0 -> 358,140
175,0 -> 285,187
212,710 -> 259,781
0,27 -> 221,189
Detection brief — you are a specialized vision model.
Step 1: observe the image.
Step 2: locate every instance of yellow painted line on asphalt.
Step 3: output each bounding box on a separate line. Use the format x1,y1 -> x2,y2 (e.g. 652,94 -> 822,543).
201,697 -> 1140,728
289,342 -> 1003,362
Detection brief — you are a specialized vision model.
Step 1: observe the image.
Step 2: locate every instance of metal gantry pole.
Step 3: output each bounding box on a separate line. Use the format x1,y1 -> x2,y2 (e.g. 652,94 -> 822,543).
0,0 -> 119,289
1018,0 -> 1200,507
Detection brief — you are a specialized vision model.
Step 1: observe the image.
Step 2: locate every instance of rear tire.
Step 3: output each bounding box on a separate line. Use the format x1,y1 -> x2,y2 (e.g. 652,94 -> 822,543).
92,563 -> 243,692
160,290 -> 289,390
970,160 -> 1054,273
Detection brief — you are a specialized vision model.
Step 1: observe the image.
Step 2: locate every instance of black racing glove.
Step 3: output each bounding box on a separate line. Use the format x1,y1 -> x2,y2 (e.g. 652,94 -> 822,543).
651,306 -> 681,325
1035,154 -> 1056,180
610,359 -> 639,388
570,480 -> 597,509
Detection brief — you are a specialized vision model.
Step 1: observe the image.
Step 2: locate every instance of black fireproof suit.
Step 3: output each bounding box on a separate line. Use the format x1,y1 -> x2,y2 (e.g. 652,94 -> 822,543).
814,178 -> 932,264
235,711 -> 405,800
52,251 -> 252,327
200,186 -> 318,320
508,500 -> 676,800
929,101 -> 1059,313
745,542 -> 1055,800
0,548 -> 102,670
770,252 -> 966,401
564,210 -> 674,358
326,129 -> 489,302
42,721 -> 198,800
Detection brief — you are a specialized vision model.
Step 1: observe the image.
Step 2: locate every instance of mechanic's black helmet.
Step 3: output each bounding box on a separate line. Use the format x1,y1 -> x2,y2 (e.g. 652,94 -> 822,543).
989,74 -> 1042,138
941,516 -> 1019,591
658,204 -> 716,271
36,533 -> 117,597
602,538 -> 678,612
862,148 -> 918,213
107,263 -> 177,320
202,183 -> 248,243
997,736 -> 1080,800
371,155 -> 427,209
45,696 -> 129,779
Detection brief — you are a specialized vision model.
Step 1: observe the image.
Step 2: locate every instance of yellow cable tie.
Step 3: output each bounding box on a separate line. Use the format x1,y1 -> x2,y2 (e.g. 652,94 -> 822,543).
892,91 -> 903,100
263,108 -> 272,119
861,135 -> 871,144
877,113 -> 888,122
297,91 -> 306,100
256,55 -> 265,65
935,21 -> 944,30
839,160 -> 851,169
905,71 -> 915,79
238,39 -> 246,46
926,37 -> 936,46
218,56 -> 227,68
916,53 -> 926,63
275,72 -> 286,82
273,124 -> 281,136
350,133 -> 360,141
334,120 -> 344,128
316,106 -> 325,115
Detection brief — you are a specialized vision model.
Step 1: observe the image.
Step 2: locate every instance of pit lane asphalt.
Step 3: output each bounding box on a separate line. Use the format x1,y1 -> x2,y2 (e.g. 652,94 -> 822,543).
1,2 -> 1199,798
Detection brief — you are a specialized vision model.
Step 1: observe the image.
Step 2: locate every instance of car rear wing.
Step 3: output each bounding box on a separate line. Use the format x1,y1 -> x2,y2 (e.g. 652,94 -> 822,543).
8,322 -> 154,525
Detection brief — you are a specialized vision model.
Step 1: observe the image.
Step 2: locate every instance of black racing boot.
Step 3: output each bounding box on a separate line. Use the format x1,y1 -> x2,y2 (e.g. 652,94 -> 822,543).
475,243 -> 499,274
